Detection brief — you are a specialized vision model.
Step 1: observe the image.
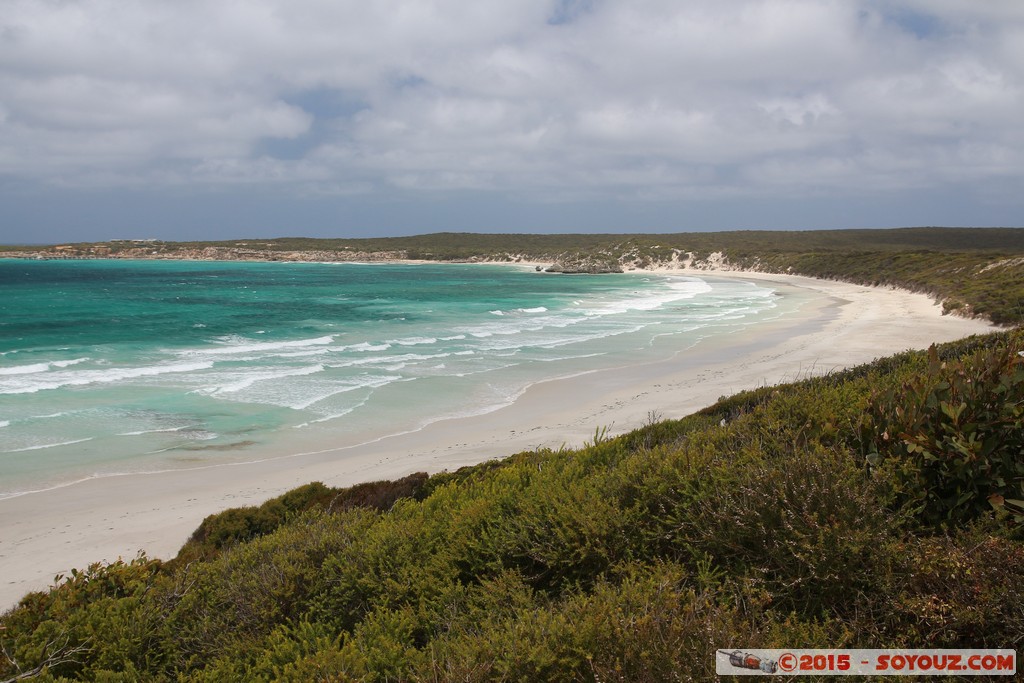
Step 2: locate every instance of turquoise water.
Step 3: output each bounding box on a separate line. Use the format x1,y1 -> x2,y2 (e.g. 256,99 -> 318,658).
0,259 -> 786,497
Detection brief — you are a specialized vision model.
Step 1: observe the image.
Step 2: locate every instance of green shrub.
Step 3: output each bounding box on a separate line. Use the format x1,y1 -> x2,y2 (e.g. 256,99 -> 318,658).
5,331 -> 1024,681
165,509 -> 377,672
860,339 -> 1024,528
0,556 -> 165,681
175,474 -> 428,565
854,523 -> 1024,647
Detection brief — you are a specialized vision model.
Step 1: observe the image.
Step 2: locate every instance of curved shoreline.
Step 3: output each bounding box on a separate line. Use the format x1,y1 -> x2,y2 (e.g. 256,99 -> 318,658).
0,269 -> 995,610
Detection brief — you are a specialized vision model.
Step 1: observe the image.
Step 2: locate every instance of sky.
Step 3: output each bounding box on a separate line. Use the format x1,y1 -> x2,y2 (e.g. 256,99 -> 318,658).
1,0 -> 1023,243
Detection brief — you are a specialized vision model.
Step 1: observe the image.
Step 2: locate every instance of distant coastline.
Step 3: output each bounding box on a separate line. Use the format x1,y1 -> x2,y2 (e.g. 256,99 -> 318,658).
4,228 -> 1023,324
0,244 -> 626,274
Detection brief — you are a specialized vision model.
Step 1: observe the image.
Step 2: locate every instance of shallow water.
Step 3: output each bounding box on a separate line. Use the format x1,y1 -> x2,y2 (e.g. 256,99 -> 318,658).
0,259 -> 791,497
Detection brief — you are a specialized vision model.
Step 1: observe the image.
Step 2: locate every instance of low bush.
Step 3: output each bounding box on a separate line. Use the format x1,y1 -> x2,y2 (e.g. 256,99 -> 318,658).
860,336 -> 1024,528
3,332 -> 1023,681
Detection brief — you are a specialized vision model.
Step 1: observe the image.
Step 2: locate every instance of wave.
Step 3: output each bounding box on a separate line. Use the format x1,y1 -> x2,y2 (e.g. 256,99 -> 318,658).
186,335 -> 335,356
464,298 -> 665,342
0,361 -> 216,395
477,324 -> 646,354
0,363 -> 51,376
117,426 -> 190,436
293,409 -> 354,429
180,429 -> 218,441
32,411 -> 75,420
0,358 -> 90,376
198,364 -> 326,395
580,278 -> 713,317
53,358 -> 89,368
0,420 -> 8,428
293,396 -> 373,428
325,351 -> 455,371
490,306 -> 549,316
233,341 -> 395,362
5,437 -> 93,453
534,352 -> 608,363
389,337 -> 438,347
343,342 -> 392,352
289,375 -> 400,411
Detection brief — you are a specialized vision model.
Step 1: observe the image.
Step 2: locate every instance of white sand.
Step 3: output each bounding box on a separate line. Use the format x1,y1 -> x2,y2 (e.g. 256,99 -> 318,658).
0,270 -> 997,611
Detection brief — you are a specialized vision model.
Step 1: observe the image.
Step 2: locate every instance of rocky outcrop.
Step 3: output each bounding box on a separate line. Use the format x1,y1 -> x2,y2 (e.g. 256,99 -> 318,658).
542,257 -> 624,274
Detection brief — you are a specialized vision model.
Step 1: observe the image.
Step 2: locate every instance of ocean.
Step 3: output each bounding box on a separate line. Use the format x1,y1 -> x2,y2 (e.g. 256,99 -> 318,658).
0,259 -> 792,498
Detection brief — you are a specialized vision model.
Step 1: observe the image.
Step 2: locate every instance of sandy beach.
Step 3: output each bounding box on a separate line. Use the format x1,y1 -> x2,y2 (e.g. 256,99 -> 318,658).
0,269 -> 997,611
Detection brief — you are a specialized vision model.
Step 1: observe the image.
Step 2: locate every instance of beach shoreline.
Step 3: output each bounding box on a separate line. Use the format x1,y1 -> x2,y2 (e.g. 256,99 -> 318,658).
0,267 -> 997,611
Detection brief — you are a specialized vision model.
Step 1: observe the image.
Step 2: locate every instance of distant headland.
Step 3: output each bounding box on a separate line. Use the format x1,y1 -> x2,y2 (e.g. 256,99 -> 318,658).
4,227 -> 1023,323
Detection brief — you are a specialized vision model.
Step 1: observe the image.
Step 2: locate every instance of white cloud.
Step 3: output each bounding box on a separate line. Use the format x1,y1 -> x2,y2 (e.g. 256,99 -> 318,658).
0,0 -> 1022,206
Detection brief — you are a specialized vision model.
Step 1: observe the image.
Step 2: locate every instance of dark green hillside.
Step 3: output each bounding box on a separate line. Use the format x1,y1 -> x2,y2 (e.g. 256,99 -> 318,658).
3,330 -> 1022,682
32,226 -> 1024,257
133,226 -> 1024,255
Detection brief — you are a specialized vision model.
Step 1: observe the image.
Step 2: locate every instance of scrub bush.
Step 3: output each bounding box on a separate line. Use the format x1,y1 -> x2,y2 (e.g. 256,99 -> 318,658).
861,337 -> 1024,528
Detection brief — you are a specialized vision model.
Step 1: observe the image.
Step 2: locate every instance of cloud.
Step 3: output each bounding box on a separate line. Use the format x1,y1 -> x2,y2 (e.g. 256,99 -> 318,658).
0,0 -> 1022,210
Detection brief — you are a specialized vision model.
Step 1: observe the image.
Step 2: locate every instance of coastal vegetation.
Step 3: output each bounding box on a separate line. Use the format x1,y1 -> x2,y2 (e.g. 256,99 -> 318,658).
2,228 -> 1022,680
5,227 -> 1024,324
2,329 -> 1021,682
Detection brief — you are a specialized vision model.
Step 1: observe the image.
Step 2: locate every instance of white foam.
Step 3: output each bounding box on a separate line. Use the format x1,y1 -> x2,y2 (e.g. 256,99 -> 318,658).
535,352 -> 607,362
344,342 -> 392,353
180,429 -> 218,441
581,280 -> 714,317
187,335 -> 335,356
293,407 -> 357,428
289,375 -> 399,410
116,426 -> 189,436
0,363 -> 51,376
52,358 -> 89,368
5,437 -> 93,453
490,306 -> 549,317
0,420 -> 9,428
390,337 -> 438,346
201,364 -> 325,395
0,357 -> 89,375
0,361 -> 215,395
320,350 -> 451,372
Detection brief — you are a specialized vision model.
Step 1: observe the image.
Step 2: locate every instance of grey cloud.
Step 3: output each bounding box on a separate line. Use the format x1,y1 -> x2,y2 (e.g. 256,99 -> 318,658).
1,0 -> 1022,212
